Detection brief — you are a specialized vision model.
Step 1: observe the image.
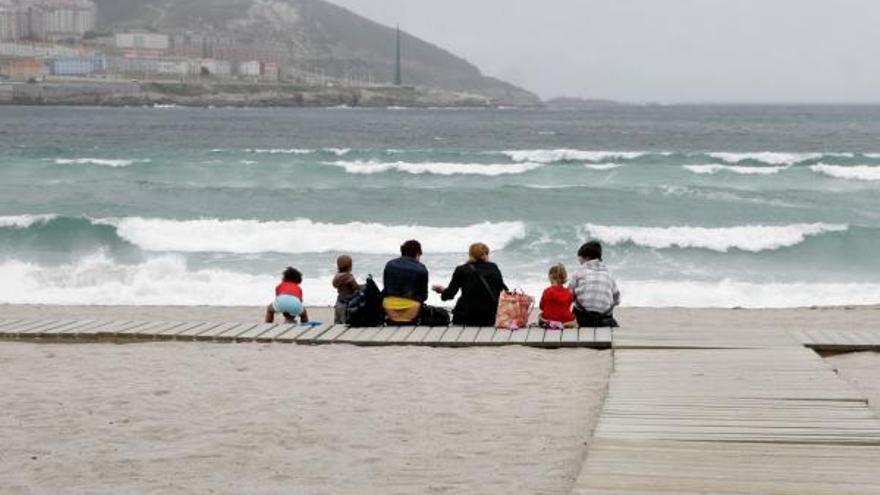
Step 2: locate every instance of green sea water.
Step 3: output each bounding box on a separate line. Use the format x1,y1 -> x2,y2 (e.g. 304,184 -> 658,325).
1,104 -> 879,307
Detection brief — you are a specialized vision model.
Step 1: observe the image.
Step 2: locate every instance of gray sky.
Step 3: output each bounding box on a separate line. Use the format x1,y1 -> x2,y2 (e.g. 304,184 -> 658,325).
330,0 -> 880,103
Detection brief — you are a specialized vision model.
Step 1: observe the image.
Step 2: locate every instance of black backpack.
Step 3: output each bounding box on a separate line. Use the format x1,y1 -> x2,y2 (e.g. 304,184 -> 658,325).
346,275 -> 385,327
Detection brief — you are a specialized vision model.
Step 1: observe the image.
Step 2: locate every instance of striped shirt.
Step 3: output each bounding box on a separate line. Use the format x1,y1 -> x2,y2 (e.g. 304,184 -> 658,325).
568,260 -> 620,314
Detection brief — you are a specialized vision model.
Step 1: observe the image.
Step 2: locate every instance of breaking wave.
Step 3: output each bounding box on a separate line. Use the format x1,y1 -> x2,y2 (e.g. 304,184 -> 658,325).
706,152 -> 823,165
810,164 -> 880,182
503,149 -> 647,163
0,214 -> 58,228
683,164 -> 787,175
326,160 -> 544,176
584,163 -> 625,170
52,158 -> 150,167
246,148 -> 351,156
584,223 -> 848,253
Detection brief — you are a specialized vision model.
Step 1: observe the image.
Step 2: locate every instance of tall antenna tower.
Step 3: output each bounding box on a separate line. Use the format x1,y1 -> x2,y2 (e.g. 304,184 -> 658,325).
394,24 -> 402,86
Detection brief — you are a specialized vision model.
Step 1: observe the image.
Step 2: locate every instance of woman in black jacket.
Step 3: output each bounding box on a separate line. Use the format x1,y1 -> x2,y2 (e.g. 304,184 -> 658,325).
432,243 -> 507,326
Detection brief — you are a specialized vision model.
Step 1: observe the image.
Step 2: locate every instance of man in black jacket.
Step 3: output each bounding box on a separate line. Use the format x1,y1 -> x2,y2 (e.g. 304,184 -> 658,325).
382,240 -> 449,326
433,242 -> 507,327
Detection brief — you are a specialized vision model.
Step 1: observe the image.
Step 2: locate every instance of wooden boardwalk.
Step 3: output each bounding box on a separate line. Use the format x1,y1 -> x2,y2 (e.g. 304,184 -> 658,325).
0,319 -> 613,348
2,317 -> 880,492
573,324 -> 880,495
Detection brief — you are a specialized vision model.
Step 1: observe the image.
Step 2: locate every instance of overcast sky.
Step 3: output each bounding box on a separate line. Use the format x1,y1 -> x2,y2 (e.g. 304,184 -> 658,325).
330,0 -> 880,103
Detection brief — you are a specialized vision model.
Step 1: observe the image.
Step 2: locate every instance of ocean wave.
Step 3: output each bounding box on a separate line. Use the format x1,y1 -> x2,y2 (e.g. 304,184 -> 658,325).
584,223 -> 848,253
0,253 -> 282,306
864,153 -> 880,159
706,152 -> 823,165
502,149 -> 647,163
53,158 -> 150,167
584,163 -> 625,171
108,217 -> 527,254
326,160 -> 544,176
810,164 -> 880,182
683,164 -> 787,175
0,214 -> 58,228
5,253 -> 879,308
618,280 -> 880,308
246,148 -> 351,156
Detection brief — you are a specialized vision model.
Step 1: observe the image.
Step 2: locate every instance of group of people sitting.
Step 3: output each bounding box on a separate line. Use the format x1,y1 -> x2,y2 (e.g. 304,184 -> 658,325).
266,239 -> 620,329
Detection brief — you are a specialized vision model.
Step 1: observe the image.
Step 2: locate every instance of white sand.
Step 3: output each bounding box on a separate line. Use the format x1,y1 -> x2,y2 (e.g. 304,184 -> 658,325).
826,352 -> 880,416
0,342 -> 610,495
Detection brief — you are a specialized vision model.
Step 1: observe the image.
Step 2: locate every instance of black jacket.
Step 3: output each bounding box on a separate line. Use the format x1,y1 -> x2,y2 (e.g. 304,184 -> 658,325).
441,261 -> 507,326
383,256 -> 429,302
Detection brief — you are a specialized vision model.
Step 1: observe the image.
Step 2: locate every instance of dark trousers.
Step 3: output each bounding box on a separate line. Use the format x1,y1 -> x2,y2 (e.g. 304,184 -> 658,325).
573,307 -> 619,328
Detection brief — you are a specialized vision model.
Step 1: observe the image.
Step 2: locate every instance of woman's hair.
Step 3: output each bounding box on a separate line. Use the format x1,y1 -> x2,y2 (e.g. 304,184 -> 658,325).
400,239 -> 423,258
468,242 -> 490,262
336,255 -> 353,273
283,267 -> 303,284
578,241 -> 603,261
549,263 -> 568,285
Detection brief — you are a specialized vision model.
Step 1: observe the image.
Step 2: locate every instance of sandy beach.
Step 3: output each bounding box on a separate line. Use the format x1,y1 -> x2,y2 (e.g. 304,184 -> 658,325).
0,336 -> 610,494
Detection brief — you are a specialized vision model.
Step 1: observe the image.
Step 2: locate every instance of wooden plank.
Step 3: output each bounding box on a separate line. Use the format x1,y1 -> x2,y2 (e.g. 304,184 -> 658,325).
455,327 -> 480,345
368,326 -> 407,345
295,323 -> 335,344
153,321 -> 202,339
193,322 -> 242,341
313,325 -> 349,344
438,326 -> 463,345
18,320 -> 71,338
341,327 -> 383,345
403,327 -> 431,344
39,320 -> 102,338
525,326 -> 546,345
421,326 -> 450,345
386,326 -> 417,345
7,320 -> 61,335
543,328 -> 563,347
269,324 -> 310,343
561,327 -> 579,347
176,322 -> 223,340
256,324 -> 303,343
213,323 -> 259,341
234,323 -> 277,342
473,327 -> 497,345
491,328 -> 513,345
508,327 -> 529,345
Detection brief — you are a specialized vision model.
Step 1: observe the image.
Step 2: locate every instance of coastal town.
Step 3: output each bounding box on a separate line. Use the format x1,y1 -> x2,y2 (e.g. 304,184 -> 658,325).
0,0 -> 301,84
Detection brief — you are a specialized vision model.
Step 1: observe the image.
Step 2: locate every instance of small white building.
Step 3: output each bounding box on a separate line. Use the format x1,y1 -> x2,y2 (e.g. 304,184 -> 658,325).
115,32 -> 170,51
237,60 -> 260,77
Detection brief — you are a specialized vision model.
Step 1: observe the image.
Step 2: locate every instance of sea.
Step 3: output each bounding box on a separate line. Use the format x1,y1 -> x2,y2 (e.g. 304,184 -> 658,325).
1,104 -> 879,308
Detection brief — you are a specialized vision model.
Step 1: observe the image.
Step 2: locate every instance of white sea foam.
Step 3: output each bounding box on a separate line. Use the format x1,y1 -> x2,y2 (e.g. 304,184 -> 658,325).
584,163 -> 625,171
0,214 -> 58,228
864,153 -> 880,159
707,152 -> 822,165
326,160 -> 544,176
683,164 -> 787,176
247,148 -> 313,155
810,164 -> 880,182
107,217 -> 527,254
503,149 -> 646,163
53,158 -> 149,167
584,223 -> 848,253
247,148 -> 351,156
617,280 -> 880,308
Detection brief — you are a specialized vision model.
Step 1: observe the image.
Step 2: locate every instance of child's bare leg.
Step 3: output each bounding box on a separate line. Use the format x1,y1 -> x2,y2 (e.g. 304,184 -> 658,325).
300,309 -> 309,324
265,304 -> 275,323
563,320 -> 578,328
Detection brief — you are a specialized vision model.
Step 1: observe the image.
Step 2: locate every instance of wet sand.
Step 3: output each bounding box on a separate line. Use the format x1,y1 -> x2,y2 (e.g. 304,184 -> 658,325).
0,342 -> 610,495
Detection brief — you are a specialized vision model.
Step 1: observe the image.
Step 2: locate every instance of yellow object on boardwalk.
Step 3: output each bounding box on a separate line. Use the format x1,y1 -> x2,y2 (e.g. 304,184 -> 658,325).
383,297 -> 420,323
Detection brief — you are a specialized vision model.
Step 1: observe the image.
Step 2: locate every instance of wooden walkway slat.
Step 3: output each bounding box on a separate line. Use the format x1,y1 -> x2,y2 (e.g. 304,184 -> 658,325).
313,325 -> 349,344
294,323 -> 334,344
573,324 -> 880,494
